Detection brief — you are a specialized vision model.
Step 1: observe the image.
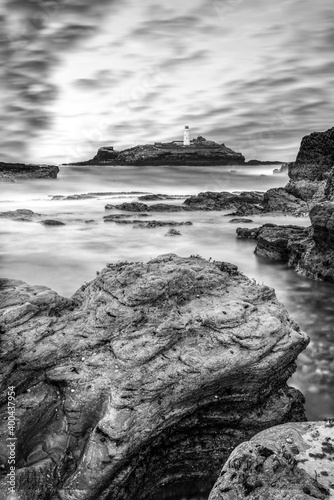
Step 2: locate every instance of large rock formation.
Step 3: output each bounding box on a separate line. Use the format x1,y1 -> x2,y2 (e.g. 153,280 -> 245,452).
265,127 -> 334,213
0,162 -> 59,181
66,139 -> 245,166
209,421 -> 334,500
236,202 -> 334,283
0,254 -> 308,500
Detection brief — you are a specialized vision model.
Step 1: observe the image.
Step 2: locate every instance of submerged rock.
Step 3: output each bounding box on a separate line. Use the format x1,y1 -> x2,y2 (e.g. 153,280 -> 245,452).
134,220 -> 192,228
0,254 -> 308,500
40,219 -> 65,226
0,209 -> 36,221
236,202 -> 334,283
165,228 -> 182,236
0,162 -> 59,181
209,421 -> 334,500
229,218 -> 254,223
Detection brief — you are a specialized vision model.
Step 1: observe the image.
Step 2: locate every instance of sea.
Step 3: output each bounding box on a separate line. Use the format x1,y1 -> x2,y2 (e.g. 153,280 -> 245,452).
1,164 -> 333,499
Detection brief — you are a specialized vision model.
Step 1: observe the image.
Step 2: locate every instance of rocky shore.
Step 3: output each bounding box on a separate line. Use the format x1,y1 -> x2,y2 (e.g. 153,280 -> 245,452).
0,162 -> 59,181
0,254 -> 308,500
237,201 -> 334,283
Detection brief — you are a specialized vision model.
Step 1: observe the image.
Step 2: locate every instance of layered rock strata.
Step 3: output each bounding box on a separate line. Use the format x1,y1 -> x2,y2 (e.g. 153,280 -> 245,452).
0,254 -> 308,500
209,421 -> 334,500
0,162 -> 59,181
236,202 -> 334,283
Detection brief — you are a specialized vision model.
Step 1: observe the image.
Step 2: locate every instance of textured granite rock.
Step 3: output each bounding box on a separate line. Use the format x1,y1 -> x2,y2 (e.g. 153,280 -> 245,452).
237,202 -> 334,283
0,162 -> 59,181
263,188 -> 308,215
0,254 -> 308,500
209,421 -> 334,500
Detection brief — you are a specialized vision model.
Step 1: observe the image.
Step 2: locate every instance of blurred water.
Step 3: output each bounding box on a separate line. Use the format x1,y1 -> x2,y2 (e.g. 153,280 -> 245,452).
1,164 -> 333,498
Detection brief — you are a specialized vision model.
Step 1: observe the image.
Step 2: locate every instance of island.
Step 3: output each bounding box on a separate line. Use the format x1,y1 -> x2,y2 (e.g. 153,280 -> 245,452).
67,127 -> 246,166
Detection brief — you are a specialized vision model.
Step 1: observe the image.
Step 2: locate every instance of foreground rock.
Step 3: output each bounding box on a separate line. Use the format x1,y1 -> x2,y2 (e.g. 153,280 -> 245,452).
237,202 -> 334,283
67,137 -> 245,166
0,254 -> 308,500
165,228 -> 182,236
209,421 -> 334,500
264,127 -> 334,213
0,162 -> 59,181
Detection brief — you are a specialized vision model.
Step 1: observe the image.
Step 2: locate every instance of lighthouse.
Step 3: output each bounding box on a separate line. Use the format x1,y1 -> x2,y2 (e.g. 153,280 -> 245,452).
183,125 -> 190,146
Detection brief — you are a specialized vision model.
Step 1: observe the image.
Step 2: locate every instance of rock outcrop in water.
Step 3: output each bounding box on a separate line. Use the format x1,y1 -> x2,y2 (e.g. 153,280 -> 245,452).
0,162 -> 59,181
105,191 -> 265,214
67,138 -> 245,166
264,127 -> 334,213
209,421 -> 334,500
0,254 -> 308,500
237,202 -> 334,283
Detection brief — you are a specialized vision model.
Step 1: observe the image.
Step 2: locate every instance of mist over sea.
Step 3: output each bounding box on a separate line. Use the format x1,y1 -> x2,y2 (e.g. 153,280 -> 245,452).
1,164 -> 333,432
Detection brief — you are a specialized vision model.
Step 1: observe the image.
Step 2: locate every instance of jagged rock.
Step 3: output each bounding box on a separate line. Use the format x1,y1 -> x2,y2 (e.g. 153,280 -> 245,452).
285,127 -> 334,203
40,219 -> 65,226
237,224 -> 309,261
165,228 -> 182,236
209,421 -> 334,500
263,188 -> 308,215
0,209 -> 36,221
0,254 -> 308,500
0,162 -> 59,181
236,203 -> 334,282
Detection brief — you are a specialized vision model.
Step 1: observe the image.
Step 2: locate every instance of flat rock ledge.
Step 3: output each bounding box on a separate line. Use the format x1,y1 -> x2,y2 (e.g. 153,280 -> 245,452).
0,254 -> 308,500
236,202 -> 334,283
209,421 -> 334,500
0,162 -> 59,181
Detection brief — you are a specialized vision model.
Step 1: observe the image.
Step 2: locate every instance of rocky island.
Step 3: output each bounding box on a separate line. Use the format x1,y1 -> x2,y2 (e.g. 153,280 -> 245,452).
0,254 -> 308,500
0,162 -> 59,182
68,129 -> 246,166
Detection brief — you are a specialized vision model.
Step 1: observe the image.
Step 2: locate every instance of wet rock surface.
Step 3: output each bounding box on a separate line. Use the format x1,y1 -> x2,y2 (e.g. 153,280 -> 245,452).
229,218 -> 254,224
236,202 -> 334,283
0,162 -> 59,181
209,421 -> 334,500
0,254 -> 308,500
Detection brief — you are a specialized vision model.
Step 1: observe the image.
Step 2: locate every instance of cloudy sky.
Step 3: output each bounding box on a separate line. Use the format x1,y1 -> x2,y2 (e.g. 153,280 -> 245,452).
2,0 -> 334,163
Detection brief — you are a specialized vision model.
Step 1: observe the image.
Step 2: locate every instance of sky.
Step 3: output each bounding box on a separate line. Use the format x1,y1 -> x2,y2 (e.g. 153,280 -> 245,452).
1,0 -> 334,163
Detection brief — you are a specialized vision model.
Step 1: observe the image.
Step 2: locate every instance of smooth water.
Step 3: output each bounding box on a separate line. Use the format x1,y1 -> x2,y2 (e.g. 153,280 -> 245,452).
1,165 -> 333,496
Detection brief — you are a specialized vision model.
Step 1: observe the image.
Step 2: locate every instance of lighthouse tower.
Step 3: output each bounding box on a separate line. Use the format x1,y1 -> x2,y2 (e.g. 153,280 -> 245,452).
183,125 -> 190,146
